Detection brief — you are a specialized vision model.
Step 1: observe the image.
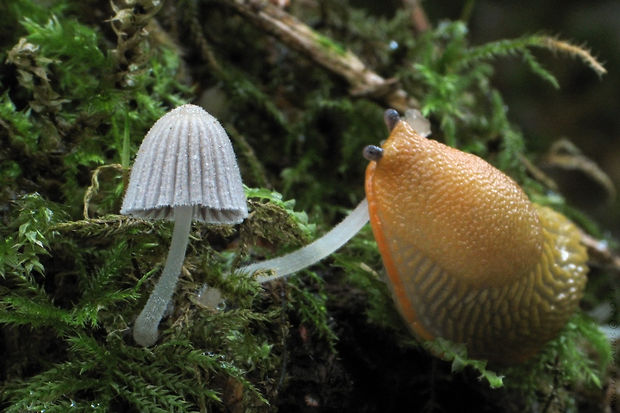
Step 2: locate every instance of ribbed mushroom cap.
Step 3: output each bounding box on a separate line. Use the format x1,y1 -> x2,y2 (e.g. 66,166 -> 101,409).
121,104 -> 248,224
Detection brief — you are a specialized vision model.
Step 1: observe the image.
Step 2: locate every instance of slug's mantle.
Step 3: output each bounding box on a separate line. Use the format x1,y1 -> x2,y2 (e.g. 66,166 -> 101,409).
365,119 -> 588,363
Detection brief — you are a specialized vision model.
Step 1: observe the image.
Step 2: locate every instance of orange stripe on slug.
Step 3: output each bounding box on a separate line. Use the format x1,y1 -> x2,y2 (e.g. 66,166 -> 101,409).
365,161 -> 434,342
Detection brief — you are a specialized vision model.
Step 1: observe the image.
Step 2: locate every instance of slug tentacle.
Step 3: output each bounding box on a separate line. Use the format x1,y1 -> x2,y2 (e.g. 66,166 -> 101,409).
363,145 -> 384,161
384,109 -> 400,131
365,117 -> 588,364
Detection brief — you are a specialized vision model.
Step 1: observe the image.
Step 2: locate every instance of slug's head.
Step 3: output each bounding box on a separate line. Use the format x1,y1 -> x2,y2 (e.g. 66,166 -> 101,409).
364,110 -> 543,289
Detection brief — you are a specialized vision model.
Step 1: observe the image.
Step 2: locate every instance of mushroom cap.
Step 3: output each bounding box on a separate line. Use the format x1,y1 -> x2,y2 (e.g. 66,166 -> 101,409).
121,104 -> 248,224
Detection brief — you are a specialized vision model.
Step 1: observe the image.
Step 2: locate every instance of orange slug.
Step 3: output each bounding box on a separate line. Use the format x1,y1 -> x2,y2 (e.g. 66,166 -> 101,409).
364,110 -> 588,364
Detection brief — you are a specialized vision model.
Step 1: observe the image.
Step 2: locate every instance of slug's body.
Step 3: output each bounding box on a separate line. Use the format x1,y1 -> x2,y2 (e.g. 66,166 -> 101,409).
365,116 -> 588,363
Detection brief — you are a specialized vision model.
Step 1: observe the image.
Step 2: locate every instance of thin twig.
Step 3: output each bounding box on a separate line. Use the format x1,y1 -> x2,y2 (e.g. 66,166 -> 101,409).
518,152 -> 559,191
83,164 -> 124,219
520,159 -> 620,272
226,124 -> 271,188
580,231 -> 620,274
51,215 -> 157,235
221,0 -> 419,112
401,0 -> 431,33
183,0 -> 223,72
518,155 -> 620,273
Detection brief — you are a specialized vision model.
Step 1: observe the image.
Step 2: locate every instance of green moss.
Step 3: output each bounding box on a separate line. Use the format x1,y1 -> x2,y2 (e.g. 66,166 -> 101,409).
314,32 -> 347,56
0,0 -> 615,411
0,1 -> 189,216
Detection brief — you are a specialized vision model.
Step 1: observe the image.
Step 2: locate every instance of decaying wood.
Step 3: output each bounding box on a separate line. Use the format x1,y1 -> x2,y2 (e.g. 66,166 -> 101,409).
222,0 -> 419,112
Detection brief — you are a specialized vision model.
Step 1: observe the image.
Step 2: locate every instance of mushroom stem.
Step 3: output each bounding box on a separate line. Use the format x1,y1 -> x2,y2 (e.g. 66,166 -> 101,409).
600,325 -> 619,342
240,199 -> 370,283
133,205 -> 194,346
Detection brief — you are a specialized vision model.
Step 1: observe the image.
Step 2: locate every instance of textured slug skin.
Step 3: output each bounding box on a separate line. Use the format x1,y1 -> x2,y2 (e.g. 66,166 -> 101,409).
365,120 -> 588,363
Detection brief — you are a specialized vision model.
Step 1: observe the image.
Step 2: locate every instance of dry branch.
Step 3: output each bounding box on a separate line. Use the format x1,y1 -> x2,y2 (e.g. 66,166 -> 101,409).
222,0 -> 419,112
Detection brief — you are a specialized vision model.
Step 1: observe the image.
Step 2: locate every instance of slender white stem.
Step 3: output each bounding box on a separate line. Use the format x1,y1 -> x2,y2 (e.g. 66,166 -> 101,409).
133,206 -> 193,346
239,198 -> 370,283
600,325 -> 619,341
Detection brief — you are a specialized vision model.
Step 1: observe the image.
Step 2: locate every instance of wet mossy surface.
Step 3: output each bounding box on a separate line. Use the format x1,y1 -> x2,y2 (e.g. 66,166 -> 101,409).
1,0 -> 618,412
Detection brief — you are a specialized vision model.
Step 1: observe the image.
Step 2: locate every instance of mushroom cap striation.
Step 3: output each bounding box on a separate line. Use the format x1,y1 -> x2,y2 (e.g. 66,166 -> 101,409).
121,104 -> 248,224
365,119 -> 588,363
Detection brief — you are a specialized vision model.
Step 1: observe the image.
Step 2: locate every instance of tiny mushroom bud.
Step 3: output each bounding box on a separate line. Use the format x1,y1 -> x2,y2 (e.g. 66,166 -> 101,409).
121,104 -> 247,347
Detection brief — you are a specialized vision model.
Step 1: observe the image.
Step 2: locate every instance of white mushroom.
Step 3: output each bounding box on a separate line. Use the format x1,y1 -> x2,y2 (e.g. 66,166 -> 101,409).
121,104 -> 247,346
